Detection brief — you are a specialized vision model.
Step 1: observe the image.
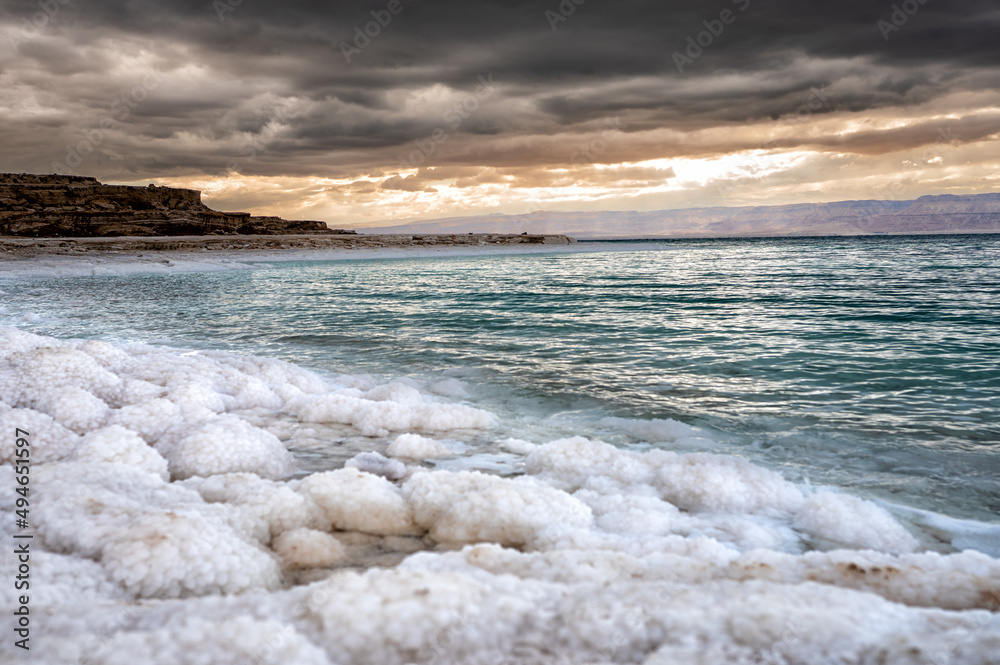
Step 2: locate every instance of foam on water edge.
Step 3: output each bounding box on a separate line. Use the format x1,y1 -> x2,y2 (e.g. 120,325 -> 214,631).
0,325 -> 998,664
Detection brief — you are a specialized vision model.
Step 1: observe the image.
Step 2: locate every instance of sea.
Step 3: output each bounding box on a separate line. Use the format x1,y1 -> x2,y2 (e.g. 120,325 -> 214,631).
3,233 -> 998,533
4,233 -> 1000,663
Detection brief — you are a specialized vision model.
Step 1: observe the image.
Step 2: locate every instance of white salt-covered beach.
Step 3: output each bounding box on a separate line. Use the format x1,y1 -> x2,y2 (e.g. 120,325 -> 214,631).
1,324 -> 998,664
0,241 -> 653,281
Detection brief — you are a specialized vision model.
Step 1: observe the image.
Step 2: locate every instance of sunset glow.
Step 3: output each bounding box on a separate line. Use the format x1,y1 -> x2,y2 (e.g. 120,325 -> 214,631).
3,1 -> 999,226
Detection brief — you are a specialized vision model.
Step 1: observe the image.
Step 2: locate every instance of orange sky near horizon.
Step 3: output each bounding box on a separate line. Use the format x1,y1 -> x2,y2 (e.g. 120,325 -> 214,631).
4,0 -> 999,226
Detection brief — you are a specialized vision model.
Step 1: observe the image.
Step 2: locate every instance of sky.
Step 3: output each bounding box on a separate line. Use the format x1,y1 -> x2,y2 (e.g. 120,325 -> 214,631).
1,0 -> 999,226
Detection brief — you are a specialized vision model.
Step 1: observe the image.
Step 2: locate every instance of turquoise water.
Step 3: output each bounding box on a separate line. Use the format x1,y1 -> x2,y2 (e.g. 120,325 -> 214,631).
2,234 -> 999,522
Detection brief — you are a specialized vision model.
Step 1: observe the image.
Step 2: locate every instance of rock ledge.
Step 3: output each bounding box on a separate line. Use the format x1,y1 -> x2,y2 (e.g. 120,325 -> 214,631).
0,173 -> 340,236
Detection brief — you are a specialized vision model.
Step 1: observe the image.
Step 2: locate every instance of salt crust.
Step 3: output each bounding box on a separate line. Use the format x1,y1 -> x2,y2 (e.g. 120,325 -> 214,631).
1,326 -> 997,664
386,433 -> 454,459
272,528 -> 347,570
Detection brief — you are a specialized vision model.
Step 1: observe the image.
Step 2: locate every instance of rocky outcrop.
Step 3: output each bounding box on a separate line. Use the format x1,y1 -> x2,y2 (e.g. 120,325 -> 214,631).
0,173 -> 340,237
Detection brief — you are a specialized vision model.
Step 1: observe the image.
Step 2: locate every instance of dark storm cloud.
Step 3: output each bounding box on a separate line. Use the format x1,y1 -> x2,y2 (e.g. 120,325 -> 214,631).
1,0 -> 999,180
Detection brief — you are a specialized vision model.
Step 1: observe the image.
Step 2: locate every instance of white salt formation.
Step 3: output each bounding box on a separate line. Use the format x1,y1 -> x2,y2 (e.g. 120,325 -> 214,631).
386,432 -> 454,459
0,325 -> 997,664
271,528 -> 348,570
290,379 -> 494,437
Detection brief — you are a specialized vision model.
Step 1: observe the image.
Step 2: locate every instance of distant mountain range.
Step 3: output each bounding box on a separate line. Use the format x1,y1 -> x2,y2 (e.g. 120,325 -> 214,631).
358,193 -> 1000,238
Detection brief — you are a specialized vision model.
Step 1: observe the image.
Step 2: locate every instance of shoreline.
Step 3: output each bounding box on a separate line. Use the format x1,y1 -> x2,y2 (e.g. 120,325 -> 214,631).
0,234 -> 667,280
0,232 -> 573,258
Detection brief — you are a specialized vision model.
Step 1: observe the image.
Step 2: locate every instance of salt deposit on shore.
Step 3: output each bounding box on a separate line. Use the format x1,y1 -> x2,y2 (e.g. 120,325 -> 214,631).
0,241 -> 655,280
1,325 -> 997,664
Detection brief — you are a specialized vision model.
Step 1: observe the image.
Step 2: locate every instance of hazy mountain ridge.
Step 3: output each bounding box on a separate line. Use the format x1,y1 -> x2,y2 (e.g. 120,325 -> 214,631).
360,194 -> 1000,238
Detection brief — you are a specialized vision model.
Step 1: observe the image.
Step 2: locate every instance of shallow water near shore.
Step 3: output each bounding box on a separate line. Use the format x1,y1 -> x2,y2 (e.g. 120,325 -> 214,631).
3,233 -> 1000,664
3,234 -> 998,527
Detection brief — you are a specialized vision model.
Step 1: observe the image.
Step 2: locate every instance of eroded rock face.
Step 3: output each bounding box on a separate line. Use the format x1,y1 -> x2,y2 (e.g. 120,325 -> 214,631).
0,173 -> 339,237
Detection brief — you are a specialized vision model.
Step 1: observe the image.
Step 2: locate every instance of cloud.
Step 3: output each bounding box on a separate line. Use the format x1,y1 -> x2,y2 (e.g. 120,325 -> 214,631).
380,175 -> 434,192
1,0 -> 998,221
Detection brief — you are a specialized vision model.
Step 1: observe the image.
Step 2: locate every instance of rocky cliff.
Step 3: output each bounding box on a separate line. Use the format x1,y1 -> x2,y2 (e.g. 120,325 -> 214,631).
0,173 -> 338,237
